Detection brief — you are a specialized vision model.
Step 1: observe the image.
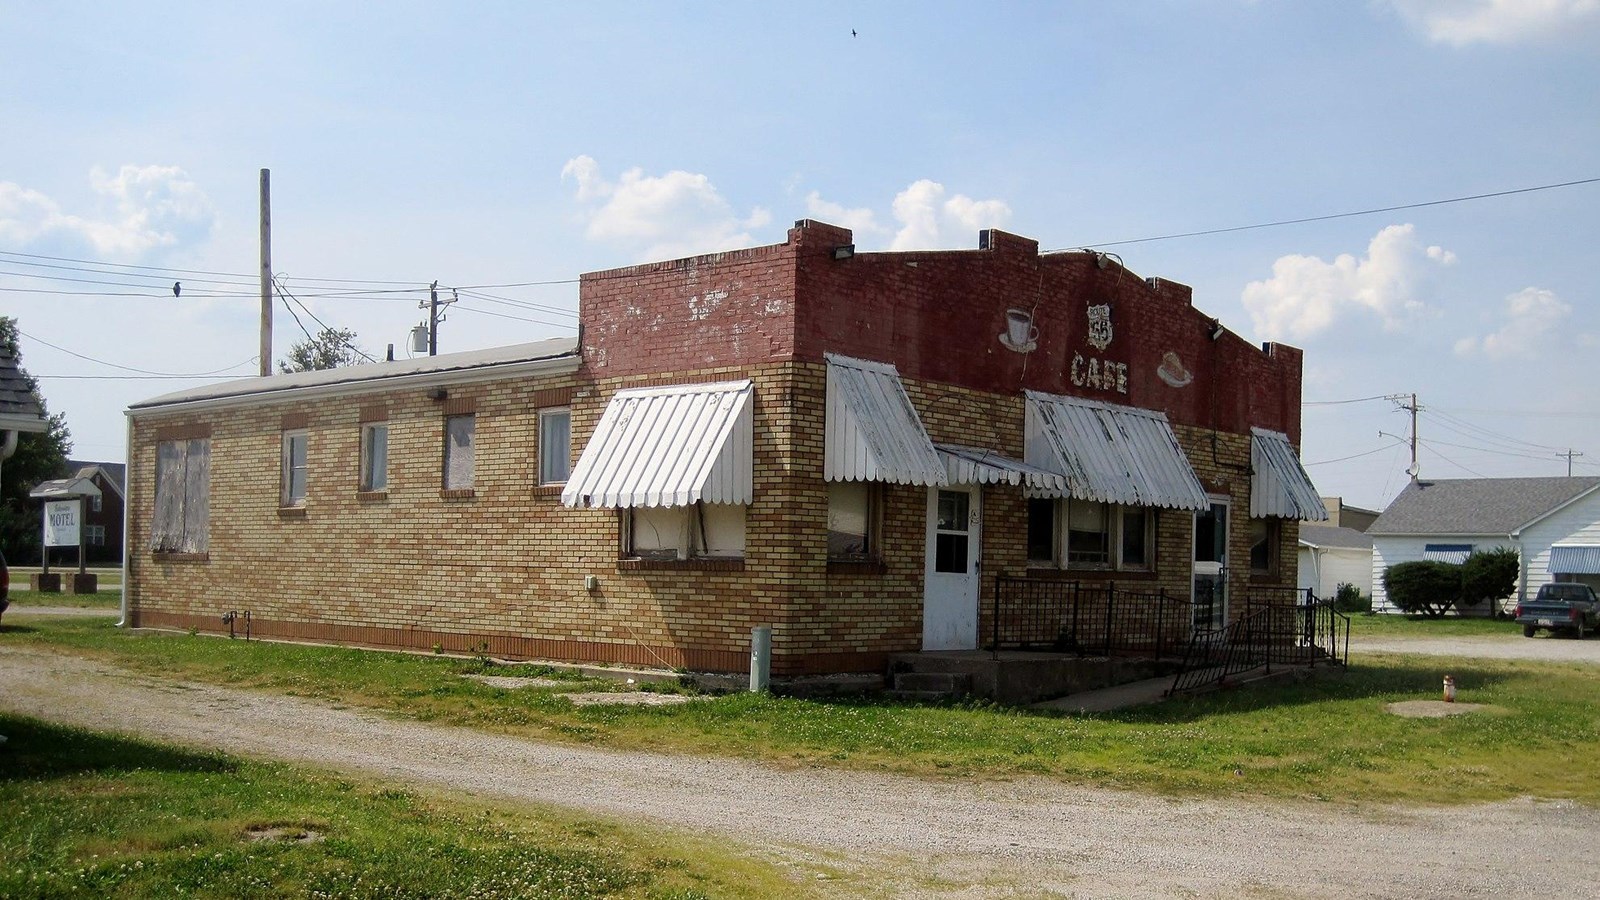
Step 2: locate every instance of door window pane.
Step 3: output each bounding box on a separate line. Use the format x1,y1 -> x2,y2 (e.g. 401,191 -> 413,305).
1195,503 -> 1226,564
934,490 -> 971,574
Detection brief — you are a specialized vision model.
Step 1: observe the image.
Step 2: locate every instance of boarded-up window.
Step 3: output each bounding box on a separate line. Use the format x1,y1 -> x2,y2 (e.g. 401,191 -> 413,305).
151,438 -> 210,553
444,415 -> 475,490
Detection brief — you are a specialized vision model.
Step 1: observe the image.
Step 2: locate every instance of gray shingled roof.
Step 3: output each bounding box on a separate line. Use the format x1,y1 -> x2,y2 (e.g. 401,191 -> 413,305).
129,337 -> 580,411
0,345 -> 48,431
69,460 -> 126,496
1369,477 -> 1600,536
1298,523 -> 1374,550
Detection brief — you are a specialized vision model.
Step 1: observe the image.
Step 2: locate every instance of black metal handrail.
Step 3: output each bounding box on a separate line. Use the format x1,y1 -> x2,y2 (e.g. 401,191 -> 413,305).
990,575 -> 1193,660
1168,591 -> 1351,695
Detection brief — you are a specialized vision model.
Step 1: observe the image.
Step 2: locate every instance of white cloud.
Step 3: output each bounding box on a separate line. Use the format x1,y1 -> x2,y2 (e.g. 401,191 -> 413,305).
1453,287 -> 1577,360
1241,224 -> 1455,342
561,156 -> 770,261
887,179 -> 1011,251
804,191 -> 882,236
804,181 -> 1012,250
1379,0 -> 1599,45
0,165 -> 215,259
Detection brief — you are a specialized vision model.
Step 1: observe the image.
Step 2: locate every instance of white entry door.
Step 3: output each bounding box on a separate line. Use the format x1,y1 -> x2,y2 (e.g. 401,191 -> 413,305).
1193,499 -> 1229,634
924,486 -> 981,650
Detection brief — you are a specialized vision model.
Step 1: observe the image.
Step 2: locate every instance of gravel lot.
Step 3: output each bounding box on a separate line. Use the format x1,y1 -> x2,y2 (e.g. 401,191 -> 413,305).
1352,631 -> 1600,664
3,645 -> 1597,899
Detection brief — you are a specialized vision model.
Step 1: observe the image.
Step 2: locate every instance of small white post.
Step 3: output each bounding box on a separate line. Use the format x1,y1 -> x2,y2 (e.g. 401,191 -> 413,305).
750,625 -> 772,693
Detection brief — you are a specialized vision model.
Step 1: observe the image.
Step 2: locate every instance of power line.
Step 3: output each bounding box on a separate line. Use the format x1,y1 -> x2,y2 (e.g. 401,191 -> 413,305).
1303,439 -> 1406,467
273,276 -> 379,364
1303,394 -> 1391,407
1047,176 -> 1600,251
19,329 -> 257,377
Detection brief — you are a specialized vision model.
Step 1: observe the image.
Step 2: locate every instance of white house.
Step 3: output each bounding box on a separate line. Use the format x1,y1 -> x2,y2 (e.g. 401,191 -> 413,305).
1298,524 -> 1373,600
1368,477 -> 1600,614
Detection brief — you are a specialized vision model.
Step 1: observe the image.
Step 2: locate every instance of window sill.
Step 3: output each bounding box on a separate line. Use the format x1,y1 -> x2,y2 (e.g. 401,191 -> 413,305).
357,490 -> 389,502
151,551 -> 209,563
277,505 -> 307,518
618,557 -> 746,573
532,484 -> 564,498
1249,572 -> 1284,584
441,488 -> 476,500
827,559 -> 887,576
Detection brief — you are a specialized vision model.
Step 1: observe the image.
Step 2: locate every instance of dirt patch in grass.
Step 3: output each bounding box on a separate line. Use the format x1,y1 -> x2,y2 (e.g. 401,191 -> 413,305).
1385,700 -> 1499,718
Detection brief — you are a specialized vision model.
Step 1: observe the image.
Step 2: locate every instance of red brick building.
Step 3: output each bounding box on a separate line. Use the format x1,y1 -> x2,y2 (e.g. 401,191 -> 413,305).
124,220 -> 1324,679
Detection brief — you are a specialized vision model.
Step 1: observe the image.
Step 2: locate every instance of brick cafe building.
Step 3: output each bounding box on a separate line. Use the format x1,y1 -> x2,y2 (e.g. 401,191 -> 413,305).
124,220 -> 1324,677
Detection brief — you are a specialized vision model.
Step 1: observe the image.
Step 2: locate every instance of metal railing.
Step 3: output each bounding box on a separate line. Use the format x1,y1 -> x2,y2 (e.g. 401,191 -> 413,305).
989,576 -> 1193,659
1168,591 -> 1350,695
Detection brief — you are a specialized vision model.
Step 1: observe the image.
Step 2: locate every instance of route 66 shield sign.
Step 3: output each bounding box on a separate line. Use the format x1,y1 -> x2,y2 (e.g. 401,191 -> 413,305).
1086,303 -> 1113,351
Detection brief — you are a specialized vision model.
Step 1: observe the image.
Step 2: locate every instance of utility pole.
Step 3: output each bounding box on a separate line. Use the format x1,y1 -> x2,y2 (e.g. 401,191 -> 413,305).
1386,393 -> 1422,481
428,281 -> 439,356
418,281 -> 456,356
1559,449 -> 1584,476
259,169 -> 272,376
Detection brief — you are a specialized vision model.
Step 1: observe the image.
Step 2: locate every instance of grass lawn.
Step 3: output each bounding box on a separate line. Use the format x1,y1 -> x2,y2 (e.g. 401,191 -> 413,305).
0,713 -> 802,899
5,588 -> 122,610
1344,612 -> 1516,638
9,617 -> 1600,806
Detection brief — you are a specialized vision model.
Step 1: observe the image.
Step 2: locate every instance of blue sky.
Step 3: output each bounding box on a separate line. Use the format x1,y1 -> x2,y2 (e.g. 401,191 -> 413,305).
3,1 -> 1597,510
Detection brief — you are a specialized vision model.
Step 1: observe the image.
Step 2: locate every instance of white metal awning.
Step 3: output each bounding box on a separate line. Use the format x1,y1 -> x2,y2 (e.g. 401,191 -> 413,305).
1550,545 -> 1600,575
1024,391 -> 1208,510
935,444 -> 1068,491
1423,544 -> 1474,564
562,379 -> 753,508
1250,427 -> 1327,520
825,354 -> 946,486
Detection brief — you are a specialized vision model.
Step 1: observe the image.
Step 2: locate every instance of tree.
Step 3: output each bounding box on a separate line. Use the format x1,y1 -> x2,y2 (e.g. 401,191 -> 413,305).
1462,547 -> 1519,611
0,317 -> 74,565
278,327 -> 367,373
1383,560 -> 1462,618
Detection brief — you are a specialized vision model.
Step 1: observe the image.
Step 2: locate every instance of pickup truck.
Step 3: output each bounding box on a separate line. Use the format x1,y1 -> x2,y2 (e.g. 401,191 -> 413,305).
1514,582 -> 1600,638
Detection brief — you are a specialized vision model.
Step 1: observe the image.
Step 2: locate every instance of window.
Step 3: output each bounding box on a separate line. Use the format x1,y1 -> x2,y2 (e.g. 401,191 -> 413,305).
1250,518 -> 1280,575
1030,498 -> 1154,571
360,423 -> 389,492
539,408 -> 571,485
624,503 -> 746,560
151,438 -> 209,553
827,482 -> 878,561
85,524 -> 106,546
91,494 -> 102,513
281,430 -> 308,506
444,415 -> 475,490
1066,500 -> 1111,566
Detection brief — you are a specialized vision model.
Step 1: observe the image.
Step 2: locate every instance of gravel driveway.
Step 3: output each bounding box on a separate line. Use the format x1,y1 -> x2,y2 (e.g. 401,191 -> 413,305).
2,646 -> 1596,899
1352,631 -> 1600,664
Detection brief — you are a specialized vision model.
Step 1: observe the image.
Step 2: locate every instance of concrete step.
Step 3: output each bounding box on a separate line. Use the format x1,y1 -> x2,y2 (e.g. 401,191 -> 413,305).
892,671 -> 973,695
884,689 -> 964,704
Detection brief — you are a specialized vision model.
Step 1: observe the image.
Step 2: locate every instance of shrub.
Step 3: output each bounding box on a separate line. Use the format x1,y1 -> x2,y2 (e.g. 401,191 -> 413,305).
1332,582 -> 1371,614
1384,560 -> 1462,618
1461,547 -> 1519,609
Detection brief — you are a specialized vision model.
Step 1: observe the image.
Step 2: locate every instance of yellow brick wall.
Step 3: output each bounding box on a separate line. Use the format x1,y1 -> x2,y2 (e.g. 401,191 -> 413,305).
128,362 -> 1301,676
